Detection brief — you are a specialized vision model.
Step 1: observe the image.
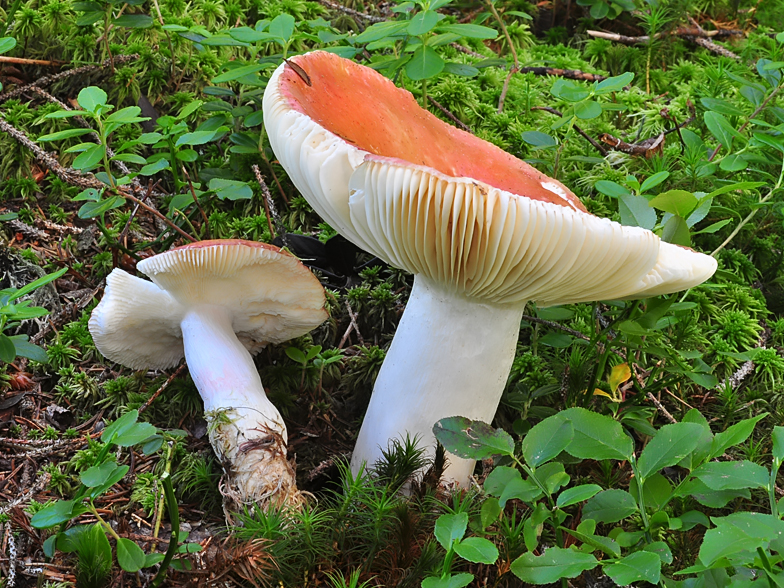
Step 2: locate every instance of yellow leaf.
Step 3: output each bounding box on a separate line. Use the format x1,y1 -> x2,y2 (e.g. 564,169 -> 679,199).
593,389 -> 613,399
609,363 -> 631,393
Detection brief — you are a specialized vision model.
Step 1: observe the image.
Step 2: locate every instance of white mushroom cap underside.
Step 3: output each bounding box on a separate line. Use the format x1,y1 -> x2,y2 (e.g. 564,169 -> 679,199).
137,242 -> 327,346
89,269 -> 187,370
348,158 -> 718,306
263,62 -> 367,244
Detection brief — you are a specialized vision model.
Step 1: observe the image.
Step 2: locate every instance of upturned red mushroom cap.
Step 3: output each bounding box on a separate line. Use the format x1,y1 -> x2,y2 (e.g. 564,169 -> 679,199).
263,52 -> 717,303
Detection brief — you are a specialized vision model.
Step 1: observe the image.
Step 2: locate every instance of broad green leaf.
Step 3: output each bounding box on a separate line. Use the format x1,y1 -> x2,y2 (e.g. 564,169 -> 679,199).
661,215 -> 691,247
521,415 -> 572,467
480,497 -> 501,529
699,513 -> 784,566
483,466 -> 521,496
679,477 -> 751,507
704,111 -> 745,151
110,153 -> 146,165
719,153 -> 748,172
556,484 -> 603,508
113,422 -> 157,447
550,79 -> 590,102
10,335 -> 48,362
441,62 -> 479,77
582,489 -> 637,523
561,407 -> 633,461
595,180 -> 630,198
212,64 -> 266,83
0,37 -> 16,54
139,158 -> 170,176
433,417 -> 514,460
522,131 -> 558,149
405,45 -> 444,80
116,538 -> 146,572
175,130 -> 221,147
354,21 -> 408,44
78,196 -> 125,219
692,461 -> 769,491
644,541 -> 674,564
434,513 -> 468,550
706,181 -> 765,199
81,461 -> 119,487
640,171 -> 670,193
604,551 -> 661,586
590,1 -> 609,19
453,537 -> 499,564
408,10 -> 440,35
709,414 -> 767,459
637,422 -> 704,480
268,13 -> 295,43
77,86 -> 108,113
561,527 -> 620,557
8,267 -> 67,302
73,143 -> 106,171
43,110 -> 89,119
177,100 -> 204,119
619,193 -> 656,229
648,189 -> 698,217
90,465 -> 129,496
113,14 -> 153,28
209,178 -> 253,201
437,23 -> 497,39
773,427 -> 784,462
693,219 -> 732,234
37,128 -> 94,142
421,573 -> 474,588
701,97 -> 745,116
511,547 -> 598,584
0,333 -> 16,362
102,409 -> 140,444
594,71 -> 634,94
31,500 -> 86,528
574,100 -> 602,119
499,475 -> 543,507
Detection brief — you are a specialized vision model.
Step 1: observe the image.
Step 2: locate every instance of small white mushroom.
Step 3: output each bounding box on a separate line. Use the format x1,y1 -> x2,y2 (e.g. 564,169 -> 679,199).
263,52 -> 718,486
89,239 -> 327,514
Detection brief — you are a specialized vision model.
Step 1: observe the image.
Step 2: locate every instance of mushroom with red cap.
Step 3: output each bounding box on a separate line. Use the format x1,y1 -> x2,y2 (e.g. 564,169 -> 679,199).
89,239 -> 327,512
263,52 -> 717,486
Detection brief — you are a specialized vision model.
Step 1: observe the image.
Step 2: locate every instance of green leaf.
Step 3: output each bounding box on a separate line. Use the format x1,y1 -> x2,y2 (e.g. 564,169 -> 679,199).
43,109 -> 89,119
422,573 -> 474,588
704,111 -> 745,151
269,13 -> 295,43
10,335 -> 48,362
574,100 -> 602,120
619,193 -> 656,229
692,461 -> 769,491
561,527 -> 620,557
773,427 -> 784,462
434,512 -> 468,550
453,537 -> 499,564
521,415 -> 573,467
73,143 -> 106,171
640,171 -> 670,193
102,409 -> 140,444
75,10 -> 104,26
0,333 -> 16,363
561,407 -> 633,461
37,128 -> 94,142
594,71 -> 634,94
637,422 -> 704,480
521,131 -> 558,149
116,538 -> 146,572
709,414 -> 767,459
719,153 -> 748,172
81,462 -> 119,487
77,86 -> 108,113
437,23 -> 497,39
212,64 -> 266,84
139,158 -> 170,176
480,497 -> 501,529
354,20 -> 409,44
113,14 -> 153,28
177,100 -> 204,119
511,547 -> 598,584
175,130 -> 222,147
209,178 -> 253,201
661,215 -> 691,247
441,62 -> 479,77
408,10 -> 440,35
648,189 -> 698,217
405,45 -> 444,81
0,37 -> 17,54
114,422 -> 157,447
590,1 -> 609,19
604,551 -> 661,586
644,540 -> 674,564
78,196 -> 125,219
556,484 -> 603,508
594,180 -> 630,198
699,513 -> 784,566
111,153 -> 146,165
433,417 -> 514,460
582,489 -> 637,523
550,79 -> 590,102
693,219 -> 732,235
701,97 -> 745,116
31,500 -> 86,528
706,181 -> 765,199
8,267 -> 67,302
499,475 -> 543,507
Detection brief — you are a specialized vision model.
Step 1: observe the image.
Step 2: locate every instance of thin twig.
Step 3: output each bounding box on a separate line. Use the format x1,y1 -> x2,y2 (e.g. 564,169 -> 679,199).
139,364 -> 188,414
530,106 -> 608,156
0,56 -> 66,66
646,392 -> 678,423
182,167 -> 211,239
709,84 -> 782,161
251,164 -> 278,240
427,96 -> 472,132
316,0 -> 385,22
345,300 -> 364,346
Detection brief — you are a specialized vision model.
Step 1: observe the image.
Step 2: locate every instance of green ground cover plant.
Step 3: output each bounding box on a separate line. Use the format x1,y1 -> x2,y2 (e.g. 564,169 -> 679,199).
1,0 -> 784,585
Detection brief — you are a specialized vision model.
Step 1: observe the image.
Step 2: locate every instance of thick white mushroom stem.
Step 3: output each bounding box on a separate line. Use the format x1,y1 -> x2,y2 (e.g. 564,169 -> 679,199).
180,305 -> 301,516
350,277 -> 524,487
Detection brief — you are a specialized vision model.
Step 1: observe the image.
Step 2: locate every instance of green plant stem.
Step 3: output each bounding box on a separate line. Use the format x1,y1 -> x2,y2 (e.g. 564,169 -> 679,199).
629,458 -> 652,543
153,441 -> 174,544
770,458 -> 781,518
485,0 -> 518,70
421,78 -> 427,109
151,472 -> 179,588
89,502 -> 123,542
711,158 -> 784,257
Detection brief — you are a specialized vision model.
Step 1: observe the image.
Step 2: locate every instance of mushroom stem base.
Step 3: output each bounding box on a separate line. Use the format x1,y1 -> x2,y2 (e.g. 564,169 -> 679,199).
351,276 -> 524,487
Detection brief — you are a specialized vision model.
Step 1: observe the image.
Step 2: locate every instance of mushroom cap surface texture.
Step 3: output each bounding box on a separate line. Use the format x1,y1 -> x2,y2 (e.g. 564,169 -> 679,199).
263,51 -> 717,303
90,239 -> 327,370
